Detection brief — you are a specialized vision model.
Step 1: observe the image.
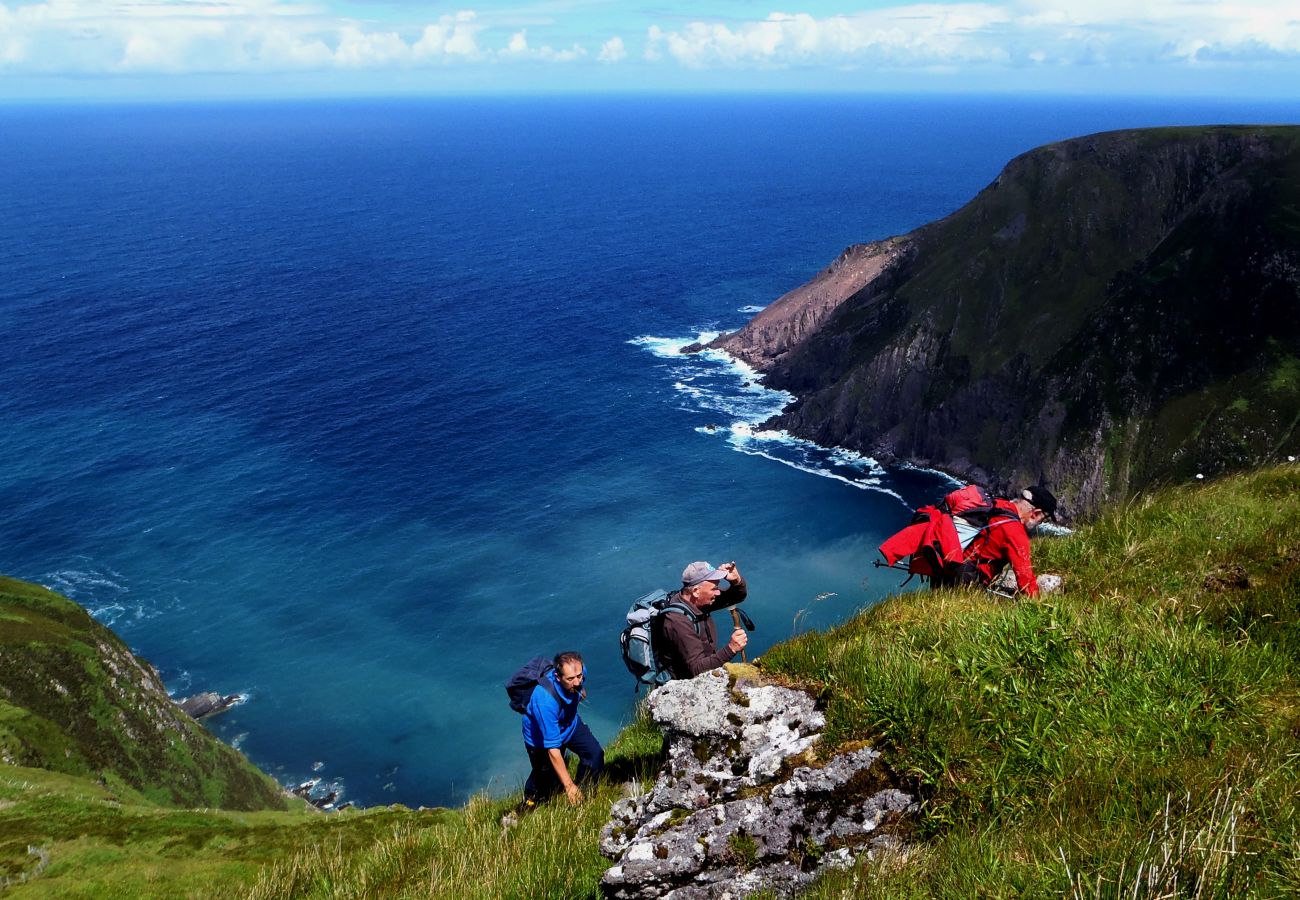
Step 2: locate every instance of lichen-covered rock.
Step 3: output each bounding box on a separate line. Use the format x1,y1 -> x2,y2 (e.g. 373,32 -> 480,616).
601,667 -> 917,899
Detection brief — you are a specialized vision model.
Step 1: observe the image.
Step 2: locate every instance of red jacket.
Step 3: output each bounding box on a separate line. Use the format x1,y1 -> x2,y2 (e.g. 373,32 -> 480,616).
878,505 -> 963,578
964,499 -> 1038,596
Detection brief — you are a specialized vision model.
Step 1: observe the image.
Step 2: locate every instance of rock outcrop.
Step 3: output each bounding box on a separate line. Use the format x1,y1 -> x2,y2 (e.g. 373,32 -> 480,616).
176,690 -> 244,719
601,667 -> 915,899
713,127 -> 1300,520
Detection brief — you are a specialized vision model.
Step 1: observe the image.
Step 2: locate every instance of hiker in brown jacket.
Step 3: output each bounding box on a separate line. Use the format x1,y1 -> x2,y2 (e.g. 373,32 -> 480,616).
653,560 -> 748,679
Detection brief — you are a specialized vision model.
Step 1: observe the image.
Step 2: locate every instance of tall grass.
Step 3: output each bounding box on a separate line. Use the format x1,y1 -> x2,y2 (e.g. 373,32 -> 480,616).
243,701 -> 665,900
764,464 -> 1300,896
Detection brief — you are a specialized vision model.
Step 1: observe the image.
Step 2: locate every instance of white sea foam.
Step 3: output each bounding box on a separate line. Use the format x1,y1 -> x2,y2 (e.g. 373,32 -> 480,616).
627,332 -> 721,359
40,563 -> 186,629
737,305 -> 766,313
893,460 -> 964,487
634,331 -> 907,499
44,565 -> 127,598
165,669 -> 193,697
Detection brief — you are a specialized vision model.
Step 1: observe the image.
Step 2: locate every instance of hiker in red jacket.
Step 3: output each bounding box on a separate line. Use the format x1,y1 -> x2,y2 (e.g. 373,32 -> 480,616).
959,485 -> 1057,597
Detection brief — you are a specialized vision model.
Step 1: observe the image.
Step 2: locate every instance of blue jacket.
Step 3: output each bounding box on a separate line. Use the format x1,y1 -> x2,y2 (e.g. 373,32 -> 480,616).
522,668 -> 581,749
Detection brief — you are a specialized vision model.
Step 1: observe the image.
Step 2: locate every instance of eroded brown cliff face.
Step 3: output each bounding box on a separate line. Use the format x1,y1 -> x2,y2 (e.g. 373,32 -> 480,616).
706,127 -> 1300,520
713,238 -> 912,371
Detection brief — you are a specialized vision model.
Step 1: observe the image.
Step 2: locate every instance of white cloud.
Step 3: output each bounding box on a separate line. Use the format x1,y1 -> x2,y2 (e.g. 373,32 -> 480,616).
597,34 -> 625,63
1,0 -> 1297,82
0,2 -> 487,73
642,2 -> 1300,70
497,27 -> 586,62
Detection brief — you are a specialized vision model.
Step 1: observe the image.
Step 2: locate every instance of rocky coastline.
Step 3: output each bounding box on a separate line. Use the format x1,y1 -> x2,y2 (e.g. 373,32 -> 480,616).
698,126 -> 1300,520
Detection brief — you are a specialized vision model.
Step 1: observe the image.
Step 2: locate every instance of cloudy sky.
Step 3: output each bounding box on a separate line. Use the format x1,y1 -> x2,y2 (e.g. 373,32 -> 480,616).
2,0 -> 1298,100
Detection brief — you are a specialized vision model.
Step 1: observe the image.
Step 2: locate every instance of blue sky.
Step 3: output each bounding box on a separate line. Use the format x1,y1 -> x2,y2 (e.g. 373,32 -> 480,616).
1,1 -> 1298,100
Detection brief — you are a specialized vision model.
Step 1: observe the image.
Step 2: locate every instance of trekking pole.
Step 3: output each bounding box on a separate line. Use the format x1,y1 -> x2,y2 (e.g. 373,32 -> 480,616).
730,609 -> 748,663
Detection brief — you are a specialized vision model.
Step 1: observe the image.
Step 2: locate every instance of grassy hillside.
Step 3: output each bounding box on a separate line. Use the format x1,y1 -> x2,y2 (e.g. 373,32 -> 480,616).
765,462 -> 1300,897
0,577 -> 285,812
3,464 -> 1299,897
0,716 -> 665,897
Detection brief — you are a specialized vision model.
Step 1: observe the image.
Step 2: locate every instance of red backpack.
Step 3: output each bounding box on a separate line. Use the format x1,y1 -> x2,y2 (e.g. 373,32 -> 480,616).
877,484 -> 1018,583
941,484 -> 994,520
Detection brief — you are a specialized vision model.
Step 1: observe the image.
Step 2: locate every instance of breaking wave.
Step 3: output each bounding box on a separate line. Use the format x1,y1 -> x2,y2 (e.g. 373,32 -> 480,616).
630,332 -> 901,500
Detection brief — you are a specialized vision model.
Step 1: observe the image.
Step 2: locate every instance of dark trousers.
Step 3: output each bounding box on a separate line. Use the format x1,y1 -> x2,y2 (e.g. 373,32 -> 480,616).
523,720 -> 604,802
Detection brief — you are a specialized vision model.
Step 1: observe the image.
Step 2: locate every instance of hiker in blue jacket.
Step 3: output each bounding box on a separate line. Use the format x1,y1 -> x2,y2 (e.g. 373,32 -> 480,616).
523,651 -> 604,806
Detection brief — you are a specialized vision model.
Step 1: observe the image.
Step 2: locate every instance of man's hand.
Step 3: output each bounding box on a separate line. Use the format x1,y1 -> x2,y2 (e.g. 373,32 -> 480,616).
564,782 -> 584,805
721,561 -> 741,583
726,628 -> 748,656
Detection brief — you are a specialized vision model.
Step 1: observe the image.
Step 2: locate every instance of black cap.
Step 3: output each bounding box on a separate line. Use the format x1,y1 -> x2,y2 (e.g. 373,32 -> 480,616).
1022,485 -> 1058,519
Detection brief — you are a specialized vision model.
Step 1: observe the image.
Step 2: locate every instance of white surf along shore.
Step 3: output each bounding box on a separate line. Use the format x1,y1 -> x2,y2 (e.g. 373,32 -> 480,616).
630,331 -> 960,505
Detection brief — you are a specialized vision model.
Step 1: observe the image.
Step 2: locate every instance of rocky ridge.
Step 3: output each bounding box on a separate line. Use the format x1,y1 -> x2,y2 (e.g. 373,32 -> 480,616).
600,667 -> 915,899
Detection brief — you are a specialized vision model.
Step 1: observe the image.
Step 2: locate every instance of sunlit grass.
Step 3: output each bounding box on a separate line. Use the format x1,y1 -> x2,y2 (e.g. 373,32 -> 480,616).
241,703 -> 665,900
763,463 -> 1300,896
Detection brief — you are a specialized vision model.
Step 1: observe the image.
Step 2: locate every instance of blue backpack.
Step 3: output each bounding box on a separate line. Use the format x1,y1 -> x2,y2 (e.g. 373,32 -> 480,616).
505,657 -> 561,714
619,589 -> 703,690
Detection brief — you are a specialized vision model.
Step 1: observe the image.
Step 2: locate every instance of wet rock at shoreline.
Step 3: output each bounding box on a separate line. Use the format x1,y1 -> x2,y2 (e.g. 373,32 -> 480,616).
175,691 -> 244,720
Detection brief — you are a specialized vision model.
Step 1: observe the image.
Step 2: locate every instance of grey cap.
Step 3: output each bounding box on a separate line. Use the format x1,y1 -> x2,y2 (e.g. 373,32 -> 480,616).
682,561 -> 729,586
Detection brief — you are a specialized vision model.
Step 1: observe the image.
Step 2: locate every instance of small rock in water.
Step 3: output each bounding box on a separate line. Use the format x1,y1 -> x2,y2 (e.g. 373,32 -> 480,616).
175,691 -> 243,719
312,761 -> 325,772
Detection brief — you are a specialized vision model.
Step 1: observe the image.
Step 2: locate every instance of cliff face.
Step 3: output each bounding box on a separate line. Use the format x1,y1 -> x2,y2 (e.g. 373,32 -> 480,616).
715,126 -> 1300,519
0,576 -> 286,811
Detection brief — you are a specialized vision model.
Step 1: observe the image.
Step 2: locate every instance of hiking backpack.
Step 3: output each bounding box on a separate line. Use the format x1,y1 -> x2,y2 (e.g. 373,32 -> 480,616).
940,484 -> 995,522
505,657 -> 561,714
619,589 -> 703,690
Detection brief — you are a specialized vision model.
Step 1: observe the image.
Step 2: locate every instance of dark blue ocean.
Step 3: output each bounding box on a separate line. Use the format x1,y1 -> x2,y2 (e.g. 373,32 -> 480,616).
2,95 -> 1297,807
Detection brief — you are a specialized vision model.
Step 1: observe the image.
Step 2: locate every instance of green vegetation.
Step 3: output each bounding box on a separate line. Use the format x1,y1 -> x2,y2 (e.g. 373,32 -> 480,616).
0,689 -> 665,898
4,465 -> 1300,896
764,463 -> 1300,897
0,765 -> 416,897
0,577 -> 285,811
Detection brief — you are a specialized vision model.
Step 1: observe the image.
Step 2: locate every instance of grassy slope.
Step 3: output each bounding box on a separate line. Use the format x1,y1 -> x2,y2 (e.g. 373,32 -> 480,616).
0,763 -> 453,897
764,463 -> 1300,897
4,465 -> 1299,897
0,715 -> 665,898
0,577 -> 285,812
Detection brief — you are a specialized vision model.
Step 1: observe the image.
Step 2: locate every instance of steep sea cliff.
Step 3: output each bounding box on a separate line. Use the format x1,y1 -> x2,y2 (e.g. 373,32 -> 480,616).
713,126 -> 1300,518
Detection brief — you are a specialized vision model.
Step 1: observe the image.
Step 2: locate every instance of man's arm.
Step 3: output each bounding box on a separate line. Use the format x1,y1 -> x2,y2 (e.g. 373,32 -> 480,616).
1004,527 -> 1039,597
710,562 -> 748,609
546,748 -> 583,805
661,612 -> 737,677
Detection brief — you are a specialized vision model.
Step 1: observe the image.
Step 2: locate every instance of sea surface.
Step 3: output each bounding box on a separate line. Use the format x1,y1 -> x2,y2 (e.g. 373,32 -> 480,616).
2,95 -> 1297,807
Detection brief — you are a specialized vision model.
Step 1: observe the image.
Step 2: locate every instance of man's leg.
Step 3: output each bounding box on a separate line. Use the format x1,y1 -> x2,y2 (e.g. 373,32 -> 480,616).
566,720 -> 604,785
524,744 -> 562,802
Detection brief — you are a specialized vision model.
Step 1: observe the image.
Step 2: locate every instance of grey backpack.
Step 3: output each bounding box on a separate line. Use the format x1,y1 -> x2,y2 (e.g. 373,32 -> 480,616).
619,589 -> 702,690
